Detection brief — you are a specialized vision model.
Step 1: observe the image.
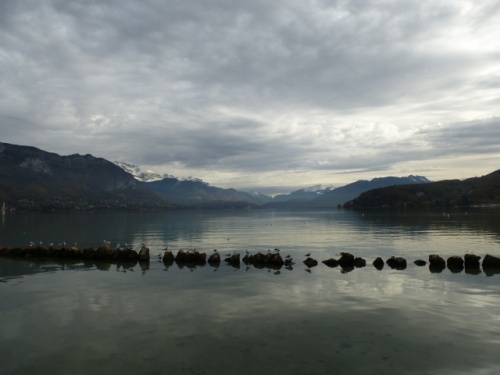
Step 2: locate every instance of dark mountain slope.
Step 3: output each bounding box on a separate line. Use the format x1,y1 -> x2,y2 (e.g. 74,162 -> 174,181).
308,176 -> 431,208
143,178 -> 261,207
345,169 -> 500,209
0,142 -> 163,209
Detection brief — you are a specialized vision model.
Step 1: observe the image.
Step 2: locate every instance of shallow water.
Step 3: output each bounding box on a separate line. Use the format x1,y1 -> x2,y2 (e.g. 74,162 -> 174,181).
1,209 -> 500,374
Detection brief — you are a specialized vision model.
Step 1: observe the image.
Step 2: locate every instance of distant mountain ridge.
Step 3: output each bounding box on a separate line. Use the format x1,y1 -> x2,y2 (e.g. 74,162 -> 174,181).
113,161 -> 260,207
0,142 -> 261,210
5,141 -> 494,211
345,170 -> 500,209
272,185 -> 335,202
0,142 -> 160,210
308,175 -> 431,208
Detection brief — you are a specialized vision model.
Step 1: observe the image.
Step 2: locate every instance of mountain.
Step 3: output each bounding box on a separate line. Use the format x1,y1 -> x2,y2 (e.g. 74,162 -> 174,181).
142,178 -> 261,207
272,185 -> 335,202
344,170 -> 500,209
0,142 -> 264,210
113,162 -> 261,207
308,175 -> 431,208
249,191 -> 273,204
113,161 -> 173,182
0,142 -> 163,210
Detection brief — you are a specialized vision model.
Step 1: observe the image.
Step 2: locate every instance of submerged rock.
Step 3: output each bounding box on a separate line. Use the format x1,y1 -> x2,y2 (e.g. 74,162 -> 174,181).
386,256 -> 407,270
482,254 -> 500,269
338,252 -> 355,268
428,254 -> 446,271
243,252 -> 284,268
175,249 -> 207,265
303,257 -> 318,268
464,254 -> 481,269
322,258 -> 339,268
224,253 -> 240,267
208,251 -> 221,266
138,246 -> 150,262
353,257 -> 366,268
373,257 -> 384,270
447,256 -> 464,271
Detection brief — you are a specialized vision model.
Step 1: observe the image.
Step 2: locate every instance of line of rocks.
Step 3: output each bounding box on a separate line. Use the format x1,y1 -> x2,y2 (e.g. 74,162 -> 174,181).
2,245 -> 500,275
0,244 -> 150,262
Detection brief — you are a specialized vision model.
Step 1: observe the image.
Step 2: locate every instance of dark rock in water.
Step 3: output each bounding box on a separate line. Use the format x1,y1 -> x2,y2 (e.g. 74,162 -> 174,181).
338,252 -> 355,267
373,257 -> 384,270
447,256 -> 464,271
353,257 -> 366,268
414,259 -> 427,266
464,254 -> 481,268
208,252 -> 221,266
482,254 -> 500,269
162,251 -> 175,265
304,257 -> 318,268
175,249 -> 207,265
224,253 -> 240,267
139,247 -> 150,262
428,254 -> 446,271
242,252 -> 284,268
322,258 -> 339,268
82,247 -> 96,259
341,265 -> 355,273
386,256 -> 407,270
464,267 -> 481,275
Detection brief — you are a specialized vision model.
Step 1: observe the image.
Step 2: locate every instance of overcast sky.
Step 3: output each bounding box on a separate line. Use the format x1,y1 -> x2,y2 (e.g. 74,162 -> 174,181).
1,0 -> 499,193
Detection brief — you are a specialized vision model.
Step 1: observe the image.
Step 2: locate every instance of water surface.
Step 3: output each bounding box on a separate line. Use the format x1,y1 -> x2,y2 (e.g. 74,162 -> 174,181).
1,209 -> 500,374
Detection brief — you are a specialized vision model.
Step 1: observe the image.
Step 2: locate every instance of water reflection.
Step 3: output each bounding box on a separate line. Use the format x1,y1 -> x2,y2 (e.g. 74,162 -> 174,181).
2,210 -> 500,374
2,259 -> 500,375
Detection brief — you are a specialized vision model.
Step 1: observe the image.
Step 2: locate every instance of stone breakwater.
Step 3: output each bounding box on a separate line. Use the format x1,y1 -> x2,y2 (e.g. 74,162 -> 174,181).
0,243 -> 150,262
1,245 -> 500,275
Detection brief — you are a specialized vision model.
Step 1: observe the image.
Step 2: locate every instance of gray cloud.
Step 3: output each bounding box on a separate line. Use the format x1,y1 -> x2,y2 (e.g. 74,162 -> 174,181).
1,0 -> 499,190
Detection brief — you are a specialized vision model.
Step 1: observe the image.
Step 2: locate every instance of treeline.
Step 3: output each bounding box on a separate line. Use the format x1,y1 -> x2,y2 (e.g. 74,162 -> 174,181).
344,169 -> 500,209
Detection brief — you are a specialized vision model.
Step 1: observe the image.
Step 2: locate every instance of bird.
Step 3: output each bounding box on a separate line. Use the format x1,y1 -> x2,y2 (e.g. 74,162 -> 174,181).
285,254 -> 291,259
305,252 -> 311,257
274,248 -> 280,253
246,249 -> 249,255
213,249 -> 218,253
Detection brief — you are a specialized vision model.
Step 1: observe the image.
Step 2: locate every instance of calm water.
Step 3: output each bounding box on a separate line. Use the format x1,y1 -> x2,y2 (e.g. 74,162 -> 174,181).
1,208 -> 500,375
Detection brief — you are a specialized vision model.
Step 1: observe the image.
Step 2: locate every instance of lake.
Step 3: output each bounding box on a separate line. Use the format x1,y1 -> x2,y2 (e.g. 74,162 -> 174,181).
1,208 -> 500,375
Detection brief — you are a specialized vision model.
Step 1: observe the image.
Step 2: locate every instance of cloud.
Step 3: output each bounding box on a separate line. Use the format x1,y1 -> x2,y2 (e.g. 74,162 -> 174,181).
1,0 -> 499,189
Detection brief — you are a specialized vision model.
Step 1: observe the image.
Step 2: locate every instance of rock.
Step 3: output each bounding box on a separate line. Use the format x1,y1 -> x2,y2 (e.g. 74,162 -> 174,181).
446,256 -> 464,271
224,253 -> 240,267
138,247 -> 150,262
208,252 -> 221,266
464,254 -> 481,268
386,256 -> 407,270
304,257 -> 318,268
414,259 -> 427,266
373,257 -> 384,270
353,257 -> 366,268
338,252 -> 355,268
322,258 -> 339,268
162,251 -> 175,264
175,249 -> 207,265
428,254 -> 446,270
482,254 -> 500,269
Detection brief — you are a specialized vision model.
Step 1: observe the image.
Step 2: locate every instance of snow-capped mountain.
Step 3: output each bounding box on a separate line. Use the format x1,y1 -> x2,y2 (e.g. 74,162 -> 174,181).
113,161 -> 175,182
271,184 -> 336,202
301,184 -> 336,194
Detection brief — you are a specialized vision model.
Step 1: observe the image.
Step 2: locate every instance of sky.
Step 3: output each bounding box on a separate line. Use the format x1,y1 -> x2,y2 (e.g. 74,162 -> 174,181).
1,0 -> 500,194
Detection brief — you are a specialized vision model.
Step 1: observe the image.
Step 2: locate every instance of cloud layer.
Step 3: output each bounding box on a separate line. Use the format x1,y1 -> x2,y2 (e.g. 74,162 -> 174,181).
1,0 -> 499,192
